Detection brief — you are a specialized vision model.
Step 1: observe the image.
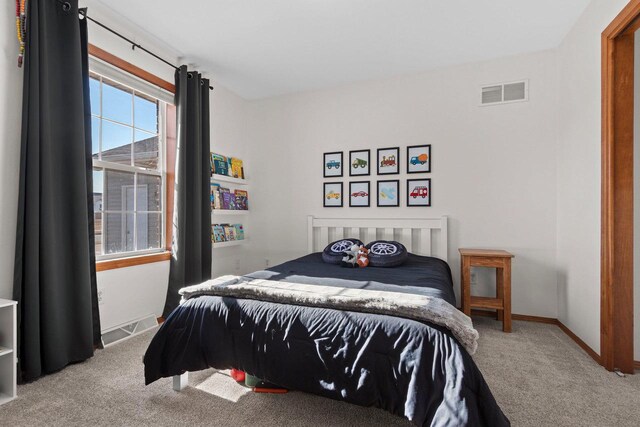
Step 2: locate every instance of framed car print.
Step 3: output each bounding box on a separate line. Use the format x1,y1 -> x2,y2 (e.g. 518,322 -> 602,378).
406,144 -> 431,173
377,180 -> 399,207
349,149 -> 370,176
377,147 -> 399,175
349,181 -> 370,207
323,182 -> 343,207
407,178 -> 431,206
323,151 -> 343,178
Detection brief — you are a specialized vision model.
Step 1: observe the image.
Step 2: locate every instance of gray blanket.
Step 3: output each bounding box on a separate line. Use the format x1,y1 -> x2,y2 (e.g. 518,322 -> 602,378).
180,275 -> 479,354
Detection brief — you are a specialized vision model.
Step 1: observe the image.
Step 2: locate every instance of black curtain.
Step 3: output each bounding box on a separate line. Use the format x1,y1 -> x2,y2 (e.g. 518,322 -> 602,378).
13,1 -> 101,383
163,66 -> 212,316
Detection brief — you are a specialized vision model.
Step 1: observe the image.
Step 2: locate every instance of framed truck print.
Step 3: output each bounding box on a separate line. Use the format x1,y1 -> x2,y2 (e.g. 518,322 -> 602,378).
407,144 -> 431,173
324,182 -> 343,207
377,180 -> 399,207
377,147 -> 399,175
349,149 -> 370,176
407,178 -> 431,206
349,181 -> 370,207
323,151 -> 343,178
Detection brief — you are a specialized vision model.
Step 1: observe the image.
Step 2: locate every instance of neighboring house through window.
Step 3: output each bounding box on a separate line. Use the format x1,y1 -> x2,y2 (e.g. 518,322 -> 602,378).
89,59 -> 173,260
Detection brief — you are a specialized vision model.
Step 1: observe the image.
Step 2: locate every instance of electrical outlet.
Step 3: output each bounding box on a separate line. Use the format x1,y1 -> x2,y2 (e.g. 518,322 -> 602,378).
265,258 -> 270,268
234,259 -> 240,271
470,271 -> 477,286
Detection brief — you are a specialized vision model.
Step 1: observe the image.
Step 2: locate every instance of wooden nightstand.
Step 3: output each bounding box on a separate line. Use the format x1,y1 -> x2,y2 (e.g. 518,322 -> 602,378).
459,249 -> 514,332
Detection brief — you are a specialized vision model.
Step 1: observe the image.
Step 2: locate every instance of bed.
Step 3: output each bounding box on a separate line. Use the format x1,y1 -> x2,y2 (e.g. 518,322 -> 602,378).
144,216 -> 509,426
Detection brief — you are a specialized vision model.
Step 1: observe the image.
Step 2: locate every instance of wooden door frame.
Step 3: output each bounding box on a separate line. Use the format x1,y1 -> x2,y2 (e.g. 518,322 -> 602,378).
601,0 -> 639,374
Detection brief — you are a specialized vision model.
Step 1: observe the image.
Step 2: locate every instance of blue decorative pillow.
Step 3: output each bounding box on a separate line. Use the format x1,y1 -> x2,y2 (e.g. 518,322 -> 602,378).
365,240 -> 408,267
322,238 -> 364,264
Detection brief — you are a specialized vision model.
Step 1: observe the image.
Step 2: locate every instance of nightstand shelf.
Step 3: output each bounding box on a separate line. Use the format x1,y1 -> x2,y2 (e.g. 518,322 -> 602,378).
459,249 -> 514,332
470,296 -> 504,310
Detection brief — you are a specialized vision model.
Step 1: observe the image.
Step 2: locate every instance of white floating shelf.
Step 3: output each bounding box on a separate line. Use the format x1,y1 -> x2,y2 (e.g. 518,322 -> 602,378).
213,239 -> 247,248
212,210 -> 248,216
211,174 -> 249,186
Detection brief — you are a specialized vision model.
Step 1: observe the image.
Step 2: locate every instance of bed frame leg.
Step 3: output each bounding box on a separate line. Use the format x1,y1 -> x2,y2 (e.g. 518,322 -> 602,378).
173,372 -> 188,391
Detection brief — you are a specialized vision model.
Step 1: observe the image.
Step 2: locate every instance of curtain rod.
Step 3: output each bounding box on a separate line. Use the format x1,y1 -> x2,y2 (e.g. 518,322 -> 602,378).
55,0 -> 213,90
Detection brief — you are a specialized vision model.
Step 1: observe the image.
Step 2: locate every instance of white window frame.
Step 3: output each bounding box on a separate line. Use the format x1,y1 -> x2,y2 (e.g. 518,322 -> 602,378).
90,61 -> 169,261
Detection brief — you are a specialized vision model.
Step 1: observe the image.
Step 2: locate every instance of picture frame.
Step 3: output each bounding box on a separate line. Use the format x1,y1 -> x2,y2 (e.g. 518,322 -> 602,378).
349,181 -> 370,207
407,178 -> 431,206
377,180 -> 400,207
377,147 -> 399,175
323,151 -> 343,178
323,182 -> 343,207
406,144 -> 431,174
349,149 -> 370,176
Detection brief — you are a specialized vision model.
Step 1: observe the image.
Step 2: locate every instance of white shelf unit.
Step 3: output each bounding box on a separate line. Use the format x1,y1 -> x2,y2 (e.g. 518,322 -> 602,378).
213,239 -> 248,249
0,299 -> 17,406
211,174 -> 249,186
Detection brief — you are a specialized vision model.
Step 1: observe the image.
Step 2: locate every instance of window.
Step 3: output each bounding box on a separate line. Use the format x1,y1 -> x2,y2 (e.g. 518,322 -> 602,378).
90,69 -> 168,259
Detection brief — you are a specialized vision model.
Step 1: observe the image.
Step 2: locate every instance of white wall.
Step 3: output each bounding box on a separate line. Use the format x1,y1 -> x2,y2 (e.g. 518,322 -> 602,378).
556,0 -> 629,356
246,50 -> 560,318
0,2 -> 24,300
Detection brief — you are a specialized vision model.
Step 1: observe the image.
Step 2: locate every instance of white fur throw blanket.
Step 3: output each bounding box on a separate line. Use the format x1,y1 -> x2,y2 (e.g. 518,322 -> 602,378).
180,275 -> 479,354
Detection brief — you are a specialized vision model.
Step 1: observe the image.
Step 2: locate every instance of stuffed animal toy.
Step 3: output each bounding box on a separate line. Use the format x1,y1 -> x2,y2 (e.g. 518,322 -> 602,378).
341,244 -> 369,268
341,244 -> 360,268
356,246 -> 369,268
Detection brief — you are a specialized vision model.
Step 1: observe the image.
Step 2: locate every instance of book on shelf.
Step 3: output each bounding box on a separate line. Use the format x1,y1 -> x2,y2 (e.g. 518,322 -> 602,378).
229,157 -> 245,179
212,223 -> 245,243
211,152 -> 246,180
217,187 -> 230,209
211,188 -> 249,211
211,152 -> 229,176
210,183 -> 221,210
223,224 -> 236,241
212,225 -> 226,243
221,190 -> 236,210
234,190 -> 248,210
233,224 -> 245,240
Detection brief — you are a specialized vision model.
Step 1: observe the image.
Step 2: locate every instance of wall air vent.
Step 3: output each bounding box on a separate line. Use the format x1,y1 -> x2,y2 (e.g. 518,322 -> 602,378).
480,80 -> 528,106
101,314 -> 158,347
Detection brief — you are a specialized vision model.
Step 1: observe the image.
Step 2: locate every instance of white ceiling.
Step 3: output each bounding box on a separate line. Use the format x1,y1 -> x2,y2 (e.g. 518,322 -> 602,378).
91,0 -> 591,99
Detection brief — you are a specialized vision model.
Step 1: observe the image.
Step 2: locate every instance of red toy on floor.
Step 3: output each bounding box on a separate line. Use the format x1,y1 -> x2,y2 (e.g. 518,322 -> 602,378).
232,370 -> 288,393
230,368 -> 245,382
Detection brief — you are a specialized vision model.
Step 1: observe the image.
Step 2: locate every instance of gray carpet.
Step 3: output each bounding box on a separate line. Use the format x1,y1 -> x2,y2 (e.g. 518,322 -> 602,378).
2,317 -> 639,426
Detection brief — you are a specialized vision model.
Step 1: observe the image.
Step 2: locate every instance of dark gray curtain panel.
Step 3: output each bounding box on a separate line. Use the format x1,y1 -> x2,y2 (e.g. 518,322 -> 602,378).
163,67 -> 212,316
13,1 -> 101,383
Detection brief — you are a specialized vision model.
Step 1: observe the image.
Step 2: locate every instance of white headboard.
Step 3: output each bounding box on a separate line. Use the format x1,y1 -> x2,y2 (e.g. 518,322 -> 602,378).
307,216 -> 448,262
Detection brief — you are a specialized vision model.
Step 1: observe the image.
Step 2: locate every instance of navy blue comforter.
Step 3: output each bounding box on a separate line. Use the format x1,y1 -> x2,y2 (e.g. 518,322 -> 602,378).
144,253 -> 509,426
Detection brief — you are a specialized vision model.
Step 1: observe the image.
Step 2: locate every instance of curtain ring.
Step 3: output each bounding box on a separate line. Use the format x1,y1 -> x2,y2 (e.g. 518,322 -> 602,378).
62,2 -> 71,12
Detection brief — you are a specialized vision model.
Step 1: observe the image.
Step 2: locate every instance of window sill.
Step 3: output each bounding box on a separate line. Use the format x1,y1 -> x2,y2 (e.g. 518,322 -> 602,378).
96,251 -> 171,272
